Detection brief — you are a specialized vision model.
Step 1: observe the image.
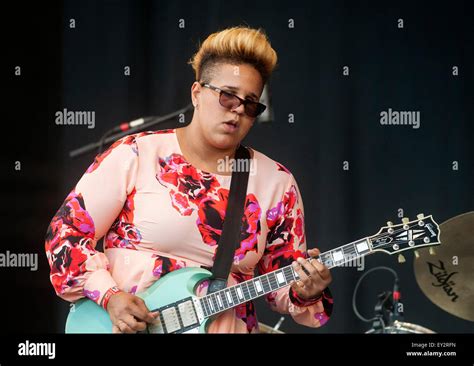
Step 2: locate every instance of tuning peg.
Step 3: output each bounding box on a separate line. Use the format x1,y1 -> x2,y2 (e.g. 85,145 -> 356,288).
417,213 -> 424,220
414,250 -> 420,259
387,221 -> 393,227
398,254 -> 406,263
429,247 -> 436,256
402,217 -> 409,224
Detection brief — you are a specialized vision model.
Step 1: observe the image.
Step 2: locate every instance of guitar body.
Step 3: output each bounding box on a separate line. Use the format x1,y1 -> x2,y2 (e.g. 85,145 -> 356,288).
65,267 -> 212,333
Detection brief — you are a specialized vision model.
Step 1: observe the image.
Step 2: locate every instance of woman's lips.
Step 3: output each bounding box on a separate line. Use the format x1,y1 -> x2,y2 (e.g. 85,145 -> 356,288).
222,121 -> 238,133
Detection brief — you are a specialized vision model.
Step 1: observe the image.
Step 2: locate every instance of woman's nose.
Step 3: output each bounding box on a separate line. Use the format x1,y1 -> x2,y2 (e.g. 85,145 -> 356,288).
230,102 -> 245,115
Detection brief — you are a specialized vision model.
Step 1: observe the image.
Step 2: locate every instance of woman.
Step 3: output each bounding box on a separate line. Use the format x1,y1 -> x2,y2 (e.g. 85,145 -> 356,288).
45,26 -> 333,333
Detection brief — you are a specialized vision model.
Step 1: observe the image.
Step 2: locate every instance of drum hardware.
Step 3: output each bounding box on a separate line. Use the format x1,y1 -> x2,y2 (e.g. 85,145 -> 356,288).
258,317 -> 285,334
351,266 -> 435,333
365,320 -> 435,334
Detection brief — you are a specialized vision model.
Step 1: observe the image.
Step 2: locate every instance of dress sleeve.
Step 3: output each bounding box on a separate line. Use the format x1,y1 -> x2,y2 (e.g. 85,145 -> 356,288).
45,134 -> 140,306
257,173 -> 333,328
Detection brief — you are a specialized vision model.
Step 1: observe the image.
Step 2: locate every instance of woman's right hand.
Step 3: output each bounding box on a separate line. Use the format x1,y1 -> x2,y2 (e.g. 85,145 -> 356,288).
106,292 -> 159,333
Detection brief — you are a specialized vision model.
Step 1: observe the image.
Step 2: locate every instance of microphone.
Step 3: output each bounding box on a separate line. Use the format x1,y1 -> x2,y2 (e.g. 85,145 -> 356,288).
110,116 -> 156,132
392,278 -> 404,321
69,103 -> 193,158
99,116 -> 160,153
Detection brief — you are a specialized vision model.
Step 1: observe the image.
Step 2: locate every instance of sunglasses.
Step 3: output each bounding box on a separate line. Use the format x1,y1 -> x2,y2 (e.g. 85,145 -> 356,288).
199,82 -> 266,118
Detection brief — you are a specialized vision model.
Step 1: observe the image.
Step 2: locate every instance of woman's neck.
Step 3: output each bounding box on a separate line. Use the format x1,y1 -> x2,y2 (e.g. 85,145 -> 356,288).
176,123 -> 237,176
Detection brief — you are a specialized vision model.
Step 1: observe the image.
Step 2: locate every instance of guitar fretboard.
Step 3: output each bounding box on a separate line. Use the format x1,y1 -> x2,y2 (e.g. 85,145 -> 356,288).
198,237 -> 373,318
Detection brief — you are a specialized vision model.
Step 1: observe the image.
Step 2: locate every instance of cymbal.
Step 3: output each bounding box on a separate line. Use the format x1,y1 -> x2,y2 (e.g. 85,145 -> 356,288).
414,211 -> 474,322
258,322 -> 284,334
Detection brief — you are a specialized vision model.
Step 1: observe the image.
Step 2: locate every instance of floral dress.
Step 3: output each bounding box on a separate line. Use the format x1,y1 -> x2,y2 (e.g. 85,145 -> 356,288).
45,128 -> 333,333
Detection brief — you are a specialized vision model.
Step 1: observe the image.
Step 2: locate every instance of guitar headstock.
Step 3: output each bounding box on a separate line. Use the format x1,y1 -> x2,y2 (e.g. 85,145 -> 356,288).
369,214 -> 441,262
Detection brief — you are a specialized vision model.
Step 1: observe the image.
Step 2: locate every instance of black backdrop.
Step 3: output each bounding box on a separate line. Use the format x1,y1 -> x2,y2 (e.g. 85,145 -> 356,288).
4,0 -> 473,334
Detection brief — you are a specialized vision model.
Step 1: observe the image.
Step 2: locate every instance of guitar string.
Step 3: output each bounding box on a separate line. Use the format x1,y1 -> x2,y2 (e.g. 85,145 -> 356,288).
193,222 -> 433,321
201,224 -> 424,316
161,224 -> 434,330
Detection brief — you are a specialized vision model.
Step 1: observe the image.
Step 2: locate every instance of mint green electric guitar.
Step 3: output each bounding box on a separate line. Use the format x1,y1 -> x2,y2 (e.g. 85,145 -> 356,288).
66,215 -> 440,333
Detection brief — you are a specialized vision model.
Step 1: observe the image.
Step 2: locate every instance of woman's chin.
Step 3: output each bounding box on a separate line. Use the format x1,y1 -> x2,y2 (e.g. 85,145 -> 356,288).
209,132 -> 241,150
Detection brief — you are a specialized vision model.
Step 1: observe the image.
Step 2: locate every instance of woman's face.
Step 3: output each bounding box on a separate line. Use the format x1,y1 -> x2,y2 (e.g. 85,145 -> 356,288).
191,63 -> 264,150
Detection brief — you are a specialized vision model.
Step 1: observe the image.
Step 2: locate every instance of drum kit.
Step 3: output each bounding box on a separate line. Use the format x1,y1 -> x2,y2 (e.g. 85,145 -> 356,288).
260,212 -> 474,334
368,211 -> 474,334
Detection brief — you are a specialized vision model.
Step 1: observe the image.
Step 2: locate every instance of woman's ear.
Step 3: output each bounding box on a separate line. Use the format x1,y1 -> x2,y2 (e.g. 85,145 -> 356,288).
191,81 -> 201,108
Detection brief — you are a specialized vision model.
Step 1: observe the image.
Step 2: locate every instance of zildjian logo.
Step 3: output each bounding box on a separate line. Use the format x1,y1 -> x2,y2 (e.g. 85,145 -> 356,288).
427,260 -> 459,302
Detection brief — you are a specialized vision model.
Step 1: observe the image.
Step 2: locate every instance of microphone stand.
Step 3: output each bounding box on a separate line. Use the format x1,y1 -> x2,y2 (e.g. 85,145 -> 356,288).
352,266 -> 401,334
68,103 -> 193,158
371,291 -> 393,333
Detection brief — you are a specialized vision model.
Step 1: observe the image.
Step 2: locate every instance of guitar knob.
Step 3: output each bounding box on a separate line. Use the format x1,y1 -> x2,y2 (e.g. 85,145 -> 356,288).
414,250 -> 420,259
398,254 -> 406,263
429,247 -> 436,256
402,217 -> 409,224
387,221 -> 393,227
417,213 -> 424,220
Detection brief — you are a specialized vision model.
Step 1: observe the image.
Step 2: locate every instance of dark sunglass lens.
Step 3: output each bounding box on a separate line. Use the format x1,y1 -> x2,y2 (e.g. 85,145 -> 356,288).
246,103 -> 266,118
219,91 -> 240,109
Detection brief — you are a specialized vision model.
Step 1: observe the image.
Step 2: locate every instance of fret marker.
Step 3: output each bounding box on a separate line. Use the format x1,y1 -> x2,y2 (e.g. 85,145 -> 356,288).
292,268 -> 300,280
225,290 -> 233,303
276,272 -> 285,284
216,294 -> 223,308
255,280 -> 263,293
356,241 -> 369,253
332,250 -> 344,262
209,298 -> 215,311
236,287 -> 244,300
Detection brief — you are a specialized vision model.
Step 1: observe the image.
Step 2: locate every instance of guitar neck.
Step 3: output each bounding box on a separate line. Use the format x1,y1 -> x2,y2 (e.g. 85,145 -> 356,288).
198,237 -> 373,318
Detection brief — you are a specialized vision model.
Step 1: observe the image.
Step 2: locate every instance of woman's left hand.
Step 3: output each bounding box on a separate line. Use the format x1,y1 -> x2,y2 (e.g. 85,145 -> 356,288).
290,248 -> 332,300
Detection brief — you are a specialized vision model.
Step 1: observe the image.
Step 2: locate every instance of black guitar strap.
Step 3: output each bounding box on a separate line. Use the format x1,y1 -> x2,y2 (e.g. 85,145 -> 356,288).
207,144 -> 251,294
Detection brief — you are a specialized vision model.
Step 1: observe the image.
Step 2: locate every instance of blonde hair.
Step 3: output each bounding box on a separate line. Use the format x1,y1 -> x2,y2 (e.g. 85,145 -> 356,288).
189,26 -> 278,85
